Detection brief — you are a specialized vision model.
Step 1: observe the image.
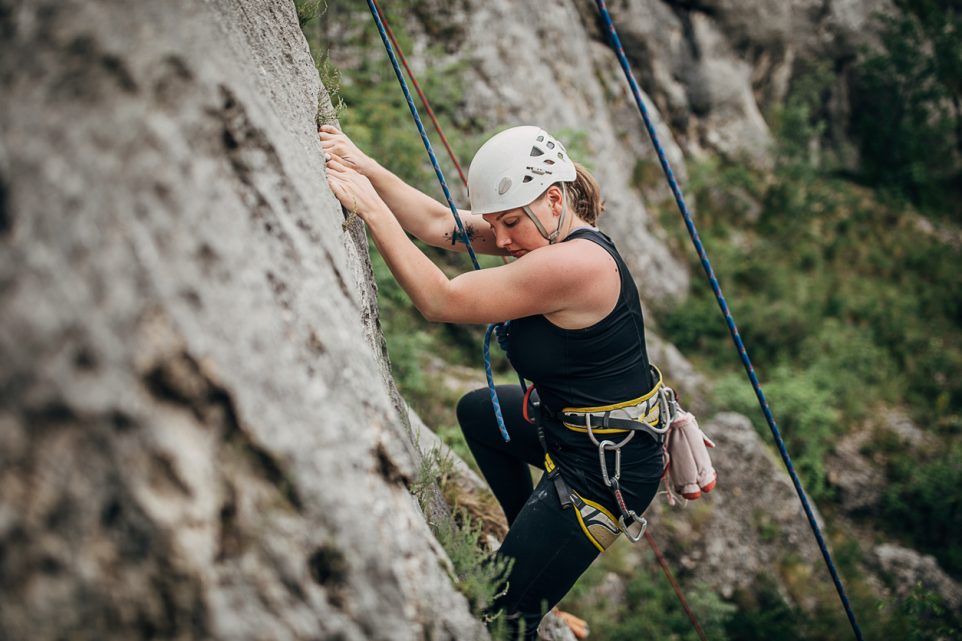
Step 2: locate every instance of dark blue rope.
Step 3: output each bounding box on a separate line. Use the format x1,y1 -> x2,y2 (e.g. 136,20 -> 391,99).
484,324 -> 511,441
366,0 -> 479,272
593,2 -> 865,639
367,0 -> 518,442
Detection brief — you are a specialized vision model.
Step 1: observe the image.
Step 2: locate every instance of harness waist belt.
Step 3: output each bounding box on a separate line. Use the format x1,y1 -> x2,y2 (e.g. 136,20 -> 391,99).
559,366 -> 669,440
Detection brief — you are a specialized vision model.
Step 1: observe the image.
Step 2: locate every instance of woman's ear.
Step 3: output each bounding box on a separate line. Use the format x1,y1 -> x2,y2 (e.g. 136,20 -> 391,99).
548,185 -> 564,217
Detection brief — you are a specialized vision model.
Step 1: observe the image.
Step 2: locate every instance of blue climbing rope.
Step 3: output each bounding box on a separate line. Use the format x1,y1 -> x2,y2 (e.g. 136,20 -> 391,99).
366,0 -> 520,442
483,323 -> 511,441
365,0 -> 479,271
592,1 -> 865,639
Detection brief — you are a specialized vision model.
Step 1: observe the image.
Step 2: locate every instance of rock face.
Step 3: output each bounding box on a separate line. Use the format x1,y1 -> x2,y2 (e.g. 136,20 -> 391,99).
0,1 -> 487,639
873,544 -> 962,613
579,0 -> 889,166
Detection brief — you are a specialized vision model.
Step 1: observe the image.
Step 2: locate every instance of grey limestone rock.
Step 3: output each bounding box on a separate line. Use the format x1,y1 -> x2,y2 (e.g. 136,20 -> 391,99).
874,544 -> 962,614
0,1 -> 488,639
586,0 -> 890,166
825,411 -> 936,514
824,426 -> 886,513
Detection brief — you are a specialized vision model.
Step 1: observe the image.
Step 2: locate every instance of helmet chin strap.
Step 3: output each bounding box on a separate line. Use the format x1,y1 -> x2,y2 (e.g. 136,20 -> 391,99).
522,187 -> 569,244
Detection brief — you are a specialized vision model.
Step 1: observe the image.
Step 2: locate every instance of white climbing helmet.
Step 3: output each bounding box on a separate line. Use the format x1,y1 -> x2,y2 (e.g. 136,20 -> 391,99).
468,126 -> 577,242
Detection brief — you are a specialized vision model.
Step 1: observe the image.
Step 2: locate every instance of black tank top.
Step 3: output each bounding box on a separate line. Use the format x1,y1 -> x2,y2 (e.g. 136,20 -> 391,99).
507,228 -> 655,412
506,227 -> 664,495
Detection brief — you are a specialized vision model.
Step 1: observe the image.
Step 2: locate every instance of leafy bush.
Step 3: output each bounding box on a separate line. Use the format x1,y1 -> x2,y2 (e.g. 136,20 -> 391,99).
882,442 -> 962,576
561,543 -> 735,641
724,579 -> 804,641
412,448 -> 513,620
601,571 -> 733,641
893,583 -> 962,641
850,1 -> 962,218
715,369 -> 839,500
293,0 -> 325,27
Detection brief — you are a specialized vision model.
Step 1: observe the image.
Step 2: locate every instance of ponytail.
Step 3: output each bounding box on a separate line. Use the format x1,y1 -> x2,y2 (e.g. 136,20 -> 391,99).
564,162 -> 605,225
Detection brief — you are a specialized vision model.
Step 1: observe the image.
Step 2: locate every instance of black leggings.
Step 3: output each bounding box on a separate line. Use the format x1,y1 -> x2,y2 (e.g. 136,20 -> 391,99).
457,385 -> 660,640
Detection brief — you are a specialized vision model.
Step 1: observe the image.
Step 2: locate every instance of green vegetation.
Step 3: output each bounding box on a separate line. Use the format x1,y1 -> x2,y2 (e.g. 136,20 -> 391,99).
561,537 -> 959,641
293,0 -> 325,28
893,582 -> 962,641
851,0 -> 962,218
561,541 -> 735,641
653,36 -> 962,583
411,448 -> 512,623
881,442 -> 962,574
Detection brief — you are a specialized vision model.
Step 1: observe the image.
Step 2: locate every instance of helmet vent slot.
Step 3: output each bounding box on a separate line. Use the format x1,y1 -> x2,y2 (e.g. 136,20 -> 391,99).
546,141 -> 555,149
522,175 -> 534,183
529,146 -> 544,157
544,159 -> 555,165
536,135 -> 545,142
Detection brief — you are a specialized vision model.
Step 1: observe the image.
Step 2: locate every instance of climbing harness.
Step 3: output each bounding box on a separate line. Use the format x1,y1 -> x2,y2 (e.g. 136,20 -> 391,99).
593,1 -> 865,638
555,369 -> 670,541
530,367 -> 716,546
558,366 -> 669,439
570,489 -> 627,552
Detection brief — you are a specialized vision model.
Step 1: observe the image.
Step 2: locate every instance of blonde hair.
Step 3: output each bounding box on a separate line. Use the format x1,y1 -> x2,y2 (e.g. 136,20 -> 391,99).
563,162 -> 605,225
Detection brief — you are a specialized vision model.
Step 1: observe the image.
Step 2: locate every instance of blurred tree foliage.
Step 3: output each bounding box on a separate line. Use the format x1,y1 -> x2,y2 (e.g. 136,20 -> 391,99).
851,0 -> 962,218
656,0 -> 962,588
561,542 -> 735,641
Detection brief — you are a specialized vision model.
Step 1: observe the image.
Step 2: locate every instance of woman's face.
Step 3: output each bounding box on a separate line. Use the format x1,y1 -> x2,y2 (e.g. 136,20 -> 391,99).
482,189 -> 560,258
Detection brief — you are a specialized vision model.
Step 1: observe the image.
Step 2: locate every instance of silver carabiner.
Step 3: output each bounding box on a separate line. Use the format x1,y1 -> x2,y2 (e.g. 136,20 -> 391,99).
585,412 -> 601,447
619,512 -> 647,542
659,386 -> 677,428
586,411 -> 636,447
597,439 -> 618,486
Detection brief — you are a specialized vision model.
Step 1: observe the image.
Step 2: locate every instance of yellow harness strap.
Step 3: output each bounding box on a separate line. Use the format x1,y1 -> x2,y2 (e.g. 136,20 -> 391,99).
570,491 -> 621,552
560,366 -> 665,435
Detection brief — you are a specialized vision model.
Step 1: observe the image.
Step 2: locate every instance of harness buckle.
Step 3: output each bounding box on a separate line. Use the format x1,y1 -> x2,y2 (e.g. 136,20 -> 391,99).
585,412 -> 635,449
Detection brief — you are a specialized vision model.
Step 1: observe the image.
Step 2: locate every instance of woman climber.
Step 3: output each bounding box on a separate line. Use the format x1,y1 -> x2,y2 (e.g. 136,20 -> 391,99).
321,124 -> 667,640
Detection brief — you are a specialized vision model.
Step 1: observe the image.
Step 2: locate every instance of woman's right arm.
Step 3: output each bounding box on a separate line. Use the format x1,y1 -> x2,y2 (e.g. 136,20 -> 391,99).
319,126 -> 503,255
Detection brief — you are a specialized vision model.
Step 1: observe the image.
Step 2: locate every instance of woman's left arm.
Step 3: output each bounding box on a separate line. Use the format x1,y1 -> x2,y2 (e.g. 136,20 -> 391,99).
327,159 -> 591,324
